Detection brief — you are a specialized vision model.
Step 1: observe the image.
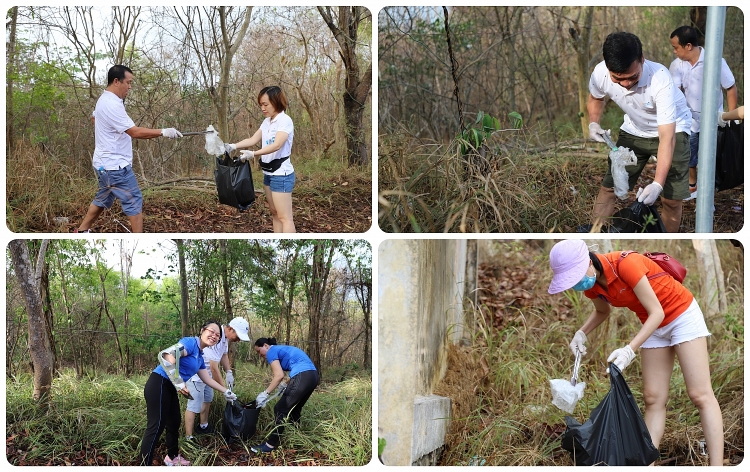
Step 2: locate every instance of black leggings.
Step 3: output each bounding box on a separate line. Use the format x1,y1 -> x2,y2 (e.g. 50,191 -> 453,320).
140,373 -> 181,466
268,370 -> 319,447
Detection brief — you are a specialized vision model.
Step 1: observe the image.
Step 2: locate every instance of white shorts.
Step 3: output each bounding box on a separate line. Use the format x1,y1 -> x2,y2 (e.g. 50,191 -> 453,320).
641,298 -> 711,349
186,380 -> 214,413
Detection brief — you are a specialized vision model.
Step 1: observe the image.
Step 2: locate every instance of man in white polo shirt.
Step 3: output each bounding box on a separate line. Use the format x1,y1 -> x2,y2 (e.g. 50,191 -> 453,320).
185,317 -> 251,439
588,32 -> 692,233
669,25 -> 738,200
73,65 -> 182,233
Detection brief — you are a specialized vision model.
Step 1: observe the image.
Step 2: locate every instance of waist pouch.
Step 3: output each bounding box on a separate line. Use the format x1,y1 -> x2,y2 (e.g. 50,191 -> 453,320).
259,156 -> 290,173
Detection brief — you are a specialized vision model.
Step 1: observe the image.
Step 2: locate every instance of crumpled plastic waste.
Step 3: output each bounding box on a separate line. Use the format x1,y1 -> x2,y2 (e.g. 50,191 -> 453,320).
204,125 -> 225,156
611,146 -> 637,199
550,379 -> 586,414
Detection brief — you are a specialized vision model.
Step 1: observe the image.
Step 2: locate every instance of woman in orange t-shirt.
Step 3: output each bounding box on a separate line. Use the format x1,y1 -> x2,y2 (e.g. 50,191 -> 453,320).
548,240 -> 724,466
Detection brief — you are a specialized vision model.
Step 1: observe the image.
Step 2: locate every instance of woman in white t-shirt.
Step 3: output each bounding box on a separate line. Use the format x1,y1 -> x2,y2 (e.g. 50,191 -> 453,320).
226,86 -> 296,233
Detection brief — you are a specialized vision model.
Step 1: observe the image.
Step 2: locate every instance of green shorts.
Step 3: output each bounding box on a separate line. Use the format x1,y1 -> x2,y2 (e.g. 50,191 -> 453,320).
602,131 -> 690,201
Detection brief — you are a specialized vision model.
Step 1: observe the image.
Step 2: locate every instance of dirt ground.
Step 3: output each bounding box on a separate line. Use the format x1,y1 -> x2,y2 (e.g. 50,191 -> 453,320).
568,158 -> 743,234
633,162 -> 743,233
6,437 -> 329,466
47,176 -> 372,234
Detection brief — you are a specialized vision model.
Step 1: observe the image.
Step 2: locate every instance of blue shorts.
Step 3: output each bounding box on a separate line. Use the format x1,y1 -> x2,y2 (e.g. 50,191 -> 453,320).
186,380 -> 214,413
689,132 -> 699,169
92,165 -> 143,216
263,172 -> 295,193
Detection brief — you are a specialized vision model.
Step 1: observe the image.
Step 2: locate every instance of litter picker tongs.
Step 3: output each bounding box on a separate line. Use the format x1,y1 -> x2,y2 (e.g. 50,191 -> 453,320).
571,350 -> 582,386
602,133 -> 618,152
181,130 -> 212,136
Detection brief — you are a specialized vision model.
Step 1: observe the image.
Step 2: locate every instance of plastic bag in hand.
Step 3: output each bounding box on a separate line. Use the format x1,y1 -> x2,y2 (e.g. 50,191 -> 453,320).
610,147 -> 637,199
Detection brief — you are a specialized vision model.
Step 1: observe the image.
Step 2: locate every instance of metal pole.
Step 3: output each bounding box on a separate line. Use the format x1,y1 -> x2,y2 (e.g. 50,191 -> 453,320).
695,6 -> 727,233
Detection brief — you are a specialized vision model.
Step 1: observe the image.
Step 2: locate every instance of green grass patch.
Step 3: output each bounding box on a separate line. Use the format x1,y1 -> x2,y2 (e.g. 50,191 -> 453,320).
7,367 -> 371,466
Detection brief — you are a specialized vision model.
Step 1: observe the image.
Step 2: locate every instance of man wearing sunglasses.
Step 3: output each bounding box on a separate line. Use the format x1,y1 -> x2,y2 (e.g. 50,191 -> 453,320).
185,317 -> 251,440
587,32 -> 692,233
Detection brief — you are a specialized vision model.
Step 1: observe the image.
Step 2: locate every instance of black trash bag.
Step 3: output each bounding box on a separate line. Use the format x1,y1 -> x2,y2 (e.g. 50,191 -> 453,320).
561,364 -> 659,466
222,400 -> 260,441
214,153 -> 256,211
715,120 -> 743,192
608,201 -> 666,233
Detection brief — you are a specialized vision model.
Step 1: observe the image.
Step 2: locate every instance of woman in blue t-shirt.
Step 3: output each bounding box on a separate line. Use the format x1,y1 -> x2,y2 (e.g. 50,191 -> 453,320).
251,337 -> 319,453
140,321 -> 238,466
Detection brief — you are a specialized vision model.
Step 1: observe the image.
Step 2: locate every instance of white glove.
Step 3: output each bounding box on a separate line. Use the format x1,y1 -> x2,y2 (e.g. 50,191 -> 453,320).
239,150 -> 255,162
161,128 -> 183,139
225,370 -> 234,389
588,122 -> 611,143
606,345 -> 636,374
256,391 -> 270,408
636,181 -> 663,205
569,330 -> 587,356
224,389 -> 237,402
224,143 -> 237,153
717,110 -> 728,128
278,381 -> 288,393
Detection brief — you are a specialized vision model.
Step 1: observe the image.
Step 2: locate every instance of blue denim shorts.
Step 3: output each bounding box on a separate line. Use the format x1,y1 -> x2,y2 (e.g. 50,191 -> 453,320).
688,132 -> 700,169
263,172 -> 296,193
92,165 -> 143,216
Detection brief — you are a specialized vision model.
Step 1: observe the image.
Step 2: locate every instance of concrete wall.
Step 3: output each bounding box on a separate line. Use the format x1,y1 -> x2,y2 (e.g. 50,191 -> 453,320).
378,239 -> 467,466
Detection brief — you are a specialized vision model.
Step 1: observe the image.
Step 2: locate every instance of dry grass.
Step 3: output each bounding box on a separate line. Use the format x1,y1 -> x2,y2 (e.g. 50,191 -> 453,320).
378,128 -> 610,233
6,141 -> 96,232
378,129 -> 743,233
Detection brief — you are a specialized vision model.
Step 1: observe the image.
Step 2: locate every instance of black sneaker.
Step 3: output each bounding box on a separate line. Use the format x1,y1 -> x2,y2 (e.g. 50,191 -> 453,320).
195,424 -> 214,435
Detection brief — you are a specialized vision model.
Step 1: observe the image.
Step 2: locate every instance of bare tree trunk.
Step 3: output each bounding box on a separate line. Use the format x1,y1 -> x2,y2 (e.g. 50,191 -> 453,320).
219,239 -> 233,318
95,257 -> 124,373
692,239 -> 727,317
176,239 -> 190,337
54,250 -> 81,377
318,7 -> 372,166
175,7 -> 252,140
569,6 -> 595,137
304,241 -> 338,375
39,254 -> 59,374
7,6 -> 18,151
464,239 -> 478,313
284,248 -> 300,345
9,240 -> 53,405
119,241 -> 136,376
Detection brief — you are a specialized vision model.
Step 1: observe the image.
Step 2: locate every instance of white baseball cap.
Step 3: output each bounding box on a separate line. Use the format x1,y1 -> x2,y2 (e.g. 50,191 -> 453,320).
229,317 -> 250,341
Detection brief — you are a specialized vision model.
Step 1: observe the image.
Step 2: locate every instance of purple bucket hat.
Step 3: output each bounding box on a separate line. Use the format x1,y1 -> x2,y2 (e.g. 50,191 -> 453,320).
548,240 -> 591,294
